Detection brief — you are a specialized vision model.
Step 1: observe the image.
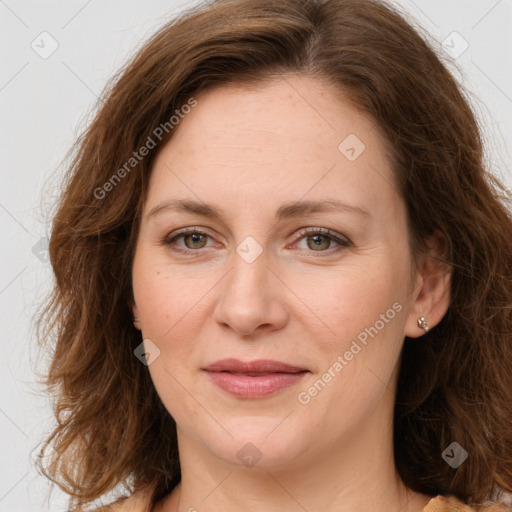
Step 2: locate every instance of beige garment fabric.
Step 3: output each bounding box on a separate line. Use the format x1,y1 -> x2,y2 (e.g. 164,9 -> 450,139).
423,495 -> 509,511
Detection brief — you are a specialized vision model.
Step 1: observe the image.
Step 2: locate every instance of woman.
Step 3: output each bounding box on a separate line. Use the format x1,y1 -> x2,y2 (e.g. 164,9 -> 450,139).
34,0 -> 512,510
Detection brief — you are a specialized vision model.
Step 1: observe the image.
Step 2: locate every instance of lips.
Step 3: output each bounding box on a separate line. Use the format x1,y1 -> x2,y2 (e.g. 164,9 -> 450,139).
203,358 -> 307,374
202,358 -> 309,398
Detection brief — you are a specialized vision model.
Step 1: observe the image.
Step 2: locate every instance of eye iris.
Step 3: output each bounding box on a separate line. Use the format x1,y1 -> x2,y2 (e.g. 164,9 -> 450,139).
307,234 -> 330,251
184,233 -> 207,249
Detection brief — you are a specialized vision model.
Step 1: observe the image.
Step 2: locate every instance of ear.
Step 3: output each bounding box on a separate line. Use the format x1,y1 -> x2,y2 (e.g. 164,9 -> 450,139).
130,300 -> 141,331
405,231 -> 452,338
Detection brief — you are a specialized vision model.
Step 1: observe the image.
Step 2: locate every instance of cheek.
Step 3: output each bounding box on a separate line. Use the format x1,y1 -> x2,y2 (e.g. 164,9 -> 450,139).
301,261 -> 407,343
132,258 -> 208,422
132,250 -> 210,343
295,267 -> 408,426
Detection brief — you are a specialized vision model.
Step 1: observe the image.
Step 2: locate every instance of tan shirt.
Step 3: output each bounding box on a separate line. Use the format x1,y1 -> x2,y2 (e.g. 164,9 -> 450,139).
97,487 -> 510,512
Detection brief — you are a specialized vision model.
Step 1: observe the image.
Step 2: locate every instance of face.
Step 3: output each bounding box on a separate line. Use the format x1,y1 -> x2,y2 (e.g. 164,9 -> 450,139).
131,74 -> 426,471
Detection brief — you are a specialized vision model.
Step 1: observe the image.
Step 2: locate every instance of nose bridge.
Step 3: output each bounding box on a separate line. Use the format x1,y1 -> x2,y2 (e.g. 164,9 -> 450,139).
226,241 -> 270,311
215,238 -> 287,335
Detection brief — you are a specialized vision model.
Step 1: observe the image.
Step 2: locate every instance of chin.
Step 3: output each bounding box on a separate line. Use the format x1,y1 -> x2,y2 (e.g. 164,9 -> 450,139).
198,415 -> 310,470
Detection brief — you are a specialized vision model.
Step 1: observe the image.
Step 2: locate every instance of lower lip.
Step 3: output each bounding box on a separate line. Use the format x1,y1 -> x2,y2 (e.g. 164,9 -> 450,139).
204,371 -> 308,398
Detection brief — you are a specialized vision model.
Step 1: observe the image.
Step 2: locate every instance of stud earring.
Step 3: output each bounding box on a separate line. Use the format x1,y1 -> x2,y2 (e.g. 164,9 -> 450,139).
417,316 -> 429,333
133,317 -> 141,327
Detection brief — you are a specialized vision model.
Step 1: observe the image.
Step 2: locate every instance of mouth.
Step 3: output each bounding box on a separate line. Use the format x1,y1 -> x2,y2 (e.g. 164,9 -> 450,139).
202,359 -> 309,398
203,358 -> 307,373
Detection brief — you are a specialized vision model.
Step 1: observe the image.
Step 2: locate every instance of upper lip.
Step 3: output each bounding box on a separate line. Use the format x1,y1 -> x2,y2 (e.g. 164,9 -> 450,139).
203,358 -> 308,374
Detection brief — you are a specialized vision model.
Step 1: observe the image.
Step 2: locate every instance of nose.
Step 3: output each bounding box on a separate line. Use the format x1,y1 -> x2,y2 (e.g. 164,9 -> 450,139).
213,246 -> 289,337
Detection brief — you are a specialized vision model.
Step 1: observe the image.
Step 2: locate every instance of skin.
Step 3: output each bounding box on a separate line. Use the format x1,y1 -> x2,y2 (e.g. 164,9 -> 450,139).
131,73 -> 451,512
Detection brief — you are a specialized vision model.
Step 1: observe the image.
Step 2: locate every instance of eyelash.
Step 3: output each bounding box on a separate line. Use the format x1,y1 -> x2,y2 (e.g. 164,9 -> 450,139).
161,226 -> 351,257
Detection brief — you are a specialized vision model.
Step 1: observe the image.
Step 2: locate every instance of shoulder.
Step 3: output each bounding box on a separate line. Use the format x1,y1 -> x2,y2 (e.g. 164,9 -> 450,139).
424,495 -> 510,511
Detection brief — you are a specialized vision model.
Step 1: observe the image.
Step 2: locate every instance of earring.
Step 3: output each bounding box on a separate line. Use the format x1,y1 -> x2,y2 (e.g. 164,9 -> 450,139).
133,317 -> 141,327
417,316 -> 429,333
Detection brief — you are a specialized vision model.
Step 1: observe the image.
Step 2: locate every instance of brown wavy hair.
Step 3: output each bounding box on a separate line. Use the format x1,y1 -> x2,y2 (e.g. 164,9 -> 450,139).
33,0 -> 512,509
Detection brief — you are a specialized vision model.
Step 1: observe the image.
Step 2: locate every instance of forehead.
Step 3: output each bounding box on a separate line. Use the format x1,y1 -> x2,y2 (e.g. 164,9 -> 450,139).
146,75 -> 400,221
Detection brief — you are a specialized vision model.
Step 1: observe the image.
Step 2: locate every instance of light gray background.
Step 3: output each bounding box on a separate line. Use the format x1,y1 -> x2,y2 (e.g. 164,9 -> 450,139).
1,1 -> 511,510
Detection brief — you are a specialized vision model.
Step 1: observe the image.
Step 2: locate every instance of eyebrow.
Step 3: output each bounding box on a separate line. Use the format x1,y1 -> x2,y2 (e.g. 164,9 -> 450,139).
146,198 -> 370,222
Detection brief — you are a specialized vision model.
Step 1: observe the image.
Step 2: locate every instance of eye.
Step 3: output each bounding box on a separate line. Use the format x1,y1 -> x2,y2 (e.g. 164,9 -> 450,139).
161,226 -> 351,256
162,227 -> 215,255
292,227 -> 351,255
